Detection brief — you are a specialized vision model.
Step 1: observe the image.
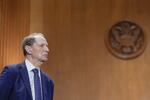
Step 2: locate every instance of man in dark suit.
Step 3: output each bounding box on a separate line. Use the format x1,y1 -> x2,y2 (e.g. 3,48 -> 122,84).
0,33 -> 54,100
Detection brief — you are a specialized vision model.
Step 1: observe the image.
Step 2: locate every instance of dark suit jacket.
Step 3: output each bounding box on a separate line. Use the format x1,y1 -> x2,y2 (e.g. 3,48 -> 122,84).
0,62 -> 54,100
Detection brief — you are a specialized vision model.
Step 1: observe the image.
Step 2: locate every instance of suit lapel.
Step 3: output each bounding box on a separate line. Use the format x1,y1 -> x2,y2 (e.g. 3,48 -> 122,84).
41,71 -> 48,100
19,62 -> 32,99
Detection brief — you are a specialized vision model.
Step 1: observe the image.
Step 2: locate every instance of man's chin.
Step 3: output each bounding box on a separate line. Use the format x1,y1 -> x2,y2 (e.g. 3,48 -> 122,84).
40,58 -> 48,62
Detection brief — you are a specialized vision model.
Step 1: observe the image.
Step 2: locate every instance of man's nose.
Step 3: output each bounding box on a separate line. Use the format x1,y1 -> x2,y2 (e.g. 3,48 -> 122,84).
45,46 -> 49,52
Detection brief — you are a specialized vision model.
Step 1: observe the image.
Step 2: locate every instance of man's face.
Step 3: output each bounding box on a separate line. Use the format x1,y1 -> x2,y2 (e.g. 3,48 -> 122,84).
29,36 -> 49,62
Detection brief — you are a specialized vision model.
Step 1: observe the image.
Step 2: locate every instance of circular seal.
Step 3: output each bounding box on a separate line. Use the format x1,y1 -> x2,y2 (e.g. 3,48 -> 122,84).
105,20 -> 146,59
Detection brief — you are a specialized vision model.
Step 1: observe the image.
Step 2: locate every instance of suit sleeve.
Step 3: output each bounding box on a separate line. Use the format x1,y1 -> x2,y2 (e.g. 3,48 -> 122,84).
50,80 -> 54,100
0,66 -> 17,100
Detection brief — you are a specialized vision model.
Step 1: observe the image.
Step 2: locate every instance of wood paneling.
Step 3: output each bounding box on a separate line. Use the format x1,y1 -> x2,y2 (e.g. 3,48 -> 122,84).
30,0 -> 43,32
0,0 -> 30,68
43,0 -> 150,100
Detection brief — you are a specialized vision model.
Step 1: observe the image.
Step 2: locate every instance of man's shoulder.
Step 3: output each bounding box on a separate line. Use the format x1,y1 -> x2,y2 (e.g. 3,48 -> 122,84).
0,62 -> 26,82
5,62 -> 25,70
41,71 -> 54,85
2,62 -> 26,74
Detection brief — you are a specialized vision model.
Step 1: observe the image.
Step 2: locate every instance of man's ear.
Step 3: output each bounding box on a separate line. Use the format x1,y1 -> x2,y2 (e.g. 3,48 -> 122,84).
25,45 -> 32,55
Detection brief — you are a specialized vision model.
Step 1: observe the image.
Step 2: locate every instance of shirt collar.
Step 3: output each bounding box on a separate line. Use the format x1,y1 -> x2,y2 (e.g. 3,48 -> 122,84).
25,59 -> 40,72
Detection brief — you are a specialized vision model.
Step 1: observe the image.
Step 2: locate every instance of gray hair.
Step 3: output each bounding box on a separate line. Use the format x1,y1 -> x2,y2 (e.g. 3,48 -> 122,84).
22,33 -> 45,56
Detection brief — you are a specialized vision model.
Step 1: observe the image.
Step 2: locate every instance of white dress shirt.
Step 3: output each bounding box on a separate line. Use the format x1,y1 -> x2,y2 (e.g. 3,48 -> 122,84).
25,59 -> 43,100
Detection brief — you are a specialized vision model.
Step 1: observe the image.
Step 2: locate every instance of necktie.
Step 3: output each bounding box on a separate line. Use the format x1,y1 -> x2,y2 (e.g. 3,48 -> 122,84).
32,69 -> 42,100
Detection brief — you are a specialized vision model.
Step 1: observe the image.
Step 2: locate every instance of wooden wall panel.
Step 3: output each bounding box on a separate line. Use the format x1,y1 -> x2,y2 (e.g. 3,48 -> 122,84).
30,0 -> 43,32
43,0 -> 150,100
0,0 -> 30,68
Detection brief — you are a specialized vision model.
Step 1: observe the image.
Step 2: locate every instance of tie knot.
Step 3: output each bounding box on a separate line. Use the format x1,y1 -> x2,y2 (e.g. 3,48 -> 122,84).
32,68 -> 39,75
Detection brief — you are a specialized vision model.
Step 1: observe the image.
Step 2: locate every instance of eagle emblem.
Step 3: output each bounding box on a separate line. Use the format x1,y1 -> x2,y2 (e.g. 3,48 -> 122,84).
105,21 -> 146,59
